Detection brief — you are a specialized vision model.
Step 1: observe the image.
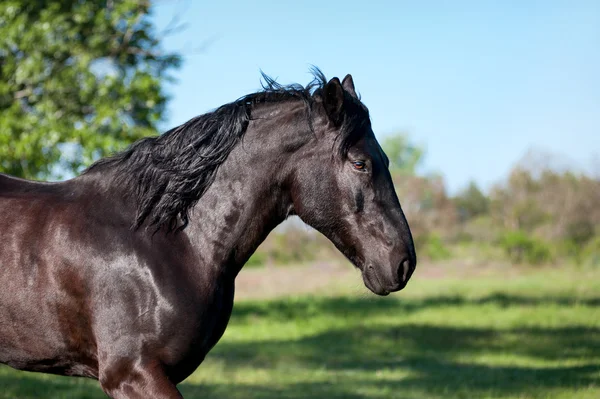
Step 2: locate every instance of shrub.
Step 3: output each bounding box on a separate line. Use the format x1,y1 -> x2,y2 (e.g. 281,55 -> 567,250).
252,228 -> 324,266
581,237 -> 600,267
499,231 -> 552,265
245,251 -> 268,268
415,233 -> 452,261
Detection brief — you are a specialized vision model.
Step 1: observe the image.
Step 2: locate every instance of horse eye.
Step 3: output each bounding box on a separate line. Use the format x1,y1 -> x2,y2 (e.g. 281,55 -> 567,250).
352,161 -> 366,170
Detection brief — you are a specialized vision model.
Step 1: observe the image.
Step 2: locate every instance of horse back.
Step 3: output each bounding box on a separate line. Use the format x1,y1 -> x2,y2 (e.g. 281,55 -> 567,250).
0,173 -> 59,195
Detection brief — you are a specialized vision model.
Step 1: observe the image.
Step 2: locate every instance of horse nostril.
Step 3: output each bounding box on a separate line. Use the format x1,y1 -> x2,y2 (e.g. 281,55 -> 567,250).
399,259 -> 412,283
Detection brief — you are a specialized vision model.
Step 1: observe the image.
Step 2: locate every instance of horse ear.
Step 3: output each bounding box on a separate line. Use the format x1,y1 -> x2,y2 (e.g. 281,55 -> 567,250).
342,74 -> 357,98
323,77 -> 344,126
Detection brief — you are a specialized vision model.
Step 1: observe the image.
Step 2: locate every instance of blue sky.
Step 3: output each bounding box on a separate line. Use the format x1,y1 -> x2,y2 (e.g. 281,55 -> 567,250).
151,0 -> 599,193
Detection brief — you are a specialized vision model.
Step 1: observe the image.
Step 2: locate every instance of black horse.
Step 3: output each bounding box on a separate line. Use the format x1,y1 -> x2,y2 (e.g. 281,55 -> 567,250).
0,69 -> 416,398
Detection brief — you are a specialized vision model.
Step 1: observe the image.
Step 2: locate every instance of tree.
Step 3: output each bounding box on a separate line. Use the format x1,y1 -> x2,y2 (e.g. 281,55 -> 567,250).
490,163 -> 600,245
0,0 -> 180,179
380,132 -> 424,175
453,181 -> 490,222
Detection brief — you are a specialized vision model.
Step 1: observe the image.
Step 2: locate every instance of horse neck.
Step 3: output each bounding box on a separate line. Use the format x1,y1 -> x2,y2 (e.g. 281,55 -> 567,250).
184,101 -> 310,278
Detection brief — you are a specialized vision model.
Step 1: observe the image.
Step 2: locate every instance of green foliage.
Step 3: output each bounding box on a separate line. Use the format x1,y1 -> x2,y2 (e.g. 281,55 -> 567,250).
415,233 -> 451,261
499,231 -> 553,265
565,220 -> 596,247
245,251 -> 268,268
557,235 -> 598,267
251,229 -> 325,266
490,166 -> 600,243
451,215 -> 501,245
453,181 -> 490,221
581,236 -> 600,267
0,0 -> 180,179
380,132 -> 424,175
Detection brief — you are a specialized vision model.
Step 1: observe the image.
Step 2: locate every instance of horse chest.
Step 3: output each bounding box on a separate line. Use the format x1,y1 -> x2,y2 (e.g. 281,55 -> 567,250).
164,281 -> 235,383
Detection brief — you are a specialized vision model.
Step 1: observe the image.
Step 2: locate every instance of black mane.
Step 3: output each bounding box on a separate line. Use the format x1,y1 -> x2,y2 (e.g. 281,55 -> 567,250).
85,67 -> 367,232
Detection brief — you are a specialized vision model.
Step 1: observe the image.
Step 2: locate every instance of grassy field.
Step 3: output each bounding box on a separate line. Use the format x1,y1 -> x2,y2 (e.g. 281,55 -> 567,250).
1,264 -> 599,398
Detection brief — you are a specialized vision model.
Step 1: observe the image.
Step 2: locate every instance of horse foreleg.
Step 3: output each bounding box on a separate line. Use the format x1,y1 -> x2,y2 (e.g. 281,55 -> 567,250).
99,360 -> 183,399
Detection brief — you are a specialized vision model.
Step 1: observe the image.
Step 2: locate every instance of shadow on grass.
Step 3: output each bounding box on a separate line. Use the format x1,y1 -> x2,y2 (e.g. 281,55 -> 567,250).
180,361 -> 600,399
0,371 -> 105,399
211,324 -> 600,367
201,293 -> 600,397
203,324 -> 600,397
1,293 -> 598,398
229,293 -> 600,323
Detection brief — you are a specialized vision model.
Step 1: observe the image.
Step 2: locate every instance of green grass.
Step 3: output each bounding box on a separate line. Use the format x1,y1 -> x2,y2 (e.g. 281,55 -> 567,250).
1,266 -> 599,398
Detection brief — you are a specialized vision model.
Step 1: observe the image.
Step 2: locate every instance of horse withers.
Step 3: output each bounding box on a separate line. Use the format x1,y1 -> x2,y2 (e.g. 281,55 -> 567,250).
0,69 -> 416,398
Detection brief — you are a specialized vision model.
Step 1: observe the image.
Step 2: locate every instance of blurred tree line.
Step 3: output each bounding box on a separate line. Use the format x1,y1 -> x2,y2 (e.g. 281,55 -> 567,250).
254,134 -> 599,268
